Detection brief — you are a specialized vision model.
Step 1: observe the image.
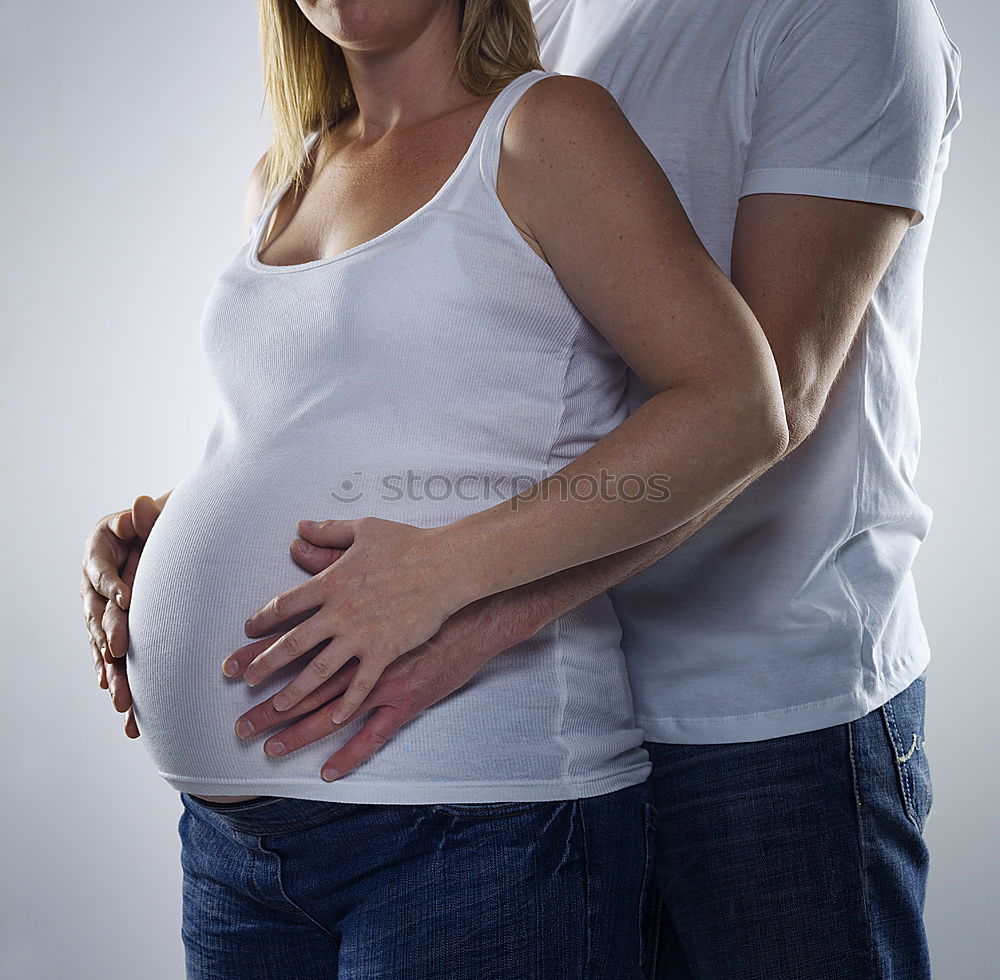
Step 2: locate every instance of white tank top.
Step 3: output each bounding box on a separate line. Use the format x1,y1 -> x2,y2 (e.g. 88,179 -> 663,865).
126,68 -> 650,804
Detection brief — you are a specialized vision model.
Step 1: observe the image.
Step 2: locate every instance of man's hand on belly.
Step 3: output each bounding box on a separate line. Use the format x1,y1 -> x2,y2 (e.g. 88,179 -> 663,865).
230,589 -> 547,782
224,516 -> 488,731
226,523 -> 548,782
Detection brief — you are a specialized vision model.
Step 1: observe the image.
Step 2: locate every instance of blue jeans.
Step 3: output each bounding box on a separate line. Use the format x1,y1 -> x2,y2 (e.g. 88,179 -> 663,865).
641,671 -> 933,979
178,780 -> 656,979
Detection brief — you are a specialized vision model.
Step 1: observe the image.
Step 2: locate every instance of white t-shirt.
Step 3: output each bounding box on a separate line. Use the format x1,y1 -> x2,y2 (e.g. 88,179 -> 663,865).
531,0 -> 962,742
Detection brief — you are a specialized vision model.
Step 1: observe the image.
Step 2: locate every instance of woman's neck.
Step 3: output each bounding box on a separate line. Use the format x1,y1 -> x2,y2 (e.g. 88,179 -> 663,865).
337,3 -> 476,141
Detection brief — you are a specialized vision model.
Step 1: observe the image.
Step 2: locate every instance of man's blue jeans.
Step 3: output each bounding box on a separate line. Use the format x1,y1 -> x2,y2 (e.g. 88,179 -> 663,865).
642,670 -> 933,979
178,780 -> 656,978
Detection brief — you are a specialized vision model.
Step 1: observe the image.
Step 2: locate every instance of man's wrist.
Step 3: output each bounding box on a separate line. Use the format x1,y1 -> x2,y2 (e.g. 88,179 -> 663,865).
447,579 -> 553,659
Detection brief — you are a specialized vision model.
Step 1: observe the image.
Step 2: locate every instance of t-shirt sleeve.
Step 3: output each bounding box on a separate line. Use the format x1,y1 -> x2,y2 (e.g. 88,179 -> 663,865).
741,0 -> 962,226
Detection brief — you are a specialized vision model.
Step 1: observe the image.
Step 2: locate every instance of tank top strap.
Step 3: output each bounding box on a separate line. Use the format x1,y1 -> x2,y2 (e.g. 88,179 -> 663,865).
251,69 -> 561,249
477,68 -> 562,189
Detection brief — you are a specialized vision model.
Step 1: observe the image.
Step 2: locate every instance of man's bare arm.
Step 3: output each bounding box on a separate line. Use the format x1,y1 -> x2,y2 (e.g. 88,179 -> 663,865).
518,193 -> 915,613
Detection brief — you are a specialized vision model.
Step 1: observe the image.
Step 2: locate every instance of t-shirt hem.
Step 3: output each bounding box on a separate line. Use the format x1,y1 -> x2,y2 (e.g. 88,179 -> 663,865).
162,760 -> 652,805
739,166 -> 930,226
637,650 -> 931,744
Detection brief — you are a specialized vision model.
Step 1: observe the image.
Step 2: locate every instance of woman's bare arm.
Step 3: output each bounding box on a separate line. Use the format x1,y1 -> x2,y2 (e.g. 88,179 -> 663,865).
436,75 -> 787,593
233,76 -> 788,724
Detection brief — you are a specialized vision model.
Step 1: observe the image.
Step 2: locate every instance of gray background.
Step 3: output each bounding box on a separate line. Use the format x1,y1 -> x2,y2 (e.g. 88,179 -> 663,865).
1,1 -> 994,976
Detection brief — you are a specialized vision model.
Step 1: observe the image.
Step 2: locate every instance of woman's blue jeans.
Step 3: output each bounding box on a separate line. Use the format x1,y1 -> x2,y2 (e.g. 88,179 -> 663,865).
178,780 -> 656,979
642,670 -> 933,979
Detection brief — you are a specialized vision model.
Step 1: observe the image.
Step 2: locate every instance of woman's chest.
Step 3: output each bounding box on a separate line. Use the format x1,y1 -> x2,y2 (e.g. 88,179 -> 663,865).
256,126 -> 545,267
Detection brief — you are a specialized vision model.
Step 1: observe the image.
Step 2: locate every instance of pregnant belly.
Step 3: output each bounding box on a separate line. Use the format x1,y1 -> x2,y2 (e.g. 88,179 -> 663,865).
126,460 -> 345,787
123,450 -> 634,796
123,449 -> 507,789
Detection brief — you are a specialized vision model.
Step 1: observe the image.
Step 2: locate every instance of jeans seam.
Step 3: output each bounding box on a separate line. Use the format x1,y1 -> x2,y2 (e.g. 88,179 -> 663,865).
638,804 -> 654,967
639,803 -> 659,978
577,799 -> 592,979
848,717 -> 863,810
257,834 -> 342,937
848,718 -> 887,979
642,889 -> 663,979
431,801 -> 555,819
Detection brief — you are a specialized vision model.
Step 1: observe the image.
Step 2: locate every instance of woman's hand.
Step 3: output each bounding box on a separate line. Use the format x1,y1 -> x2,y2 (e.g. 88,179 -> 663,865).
80,493 -> 169,737
226,517 -> 477,725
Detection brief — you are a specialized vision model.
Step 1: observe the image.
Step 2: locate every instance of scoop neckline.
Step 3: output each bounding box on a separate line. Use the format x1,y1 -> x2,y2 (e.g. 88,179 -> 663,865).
245,70 -> 543,275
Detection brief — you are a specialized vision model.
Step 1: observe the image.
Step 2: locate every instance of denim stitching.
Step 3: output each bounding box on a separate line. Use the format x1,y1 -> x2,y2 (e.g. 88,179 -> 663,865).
882,700 -> 916,826
431,800 -> 554,819
847,718 -> 882,978
257,834 -> 342,936
847,718 -> 862,810
637,803 -> 657,974
641,889 -> 663,979
576,799 -> 592,980
884,701 -> 910,810
897,733 -> 918,764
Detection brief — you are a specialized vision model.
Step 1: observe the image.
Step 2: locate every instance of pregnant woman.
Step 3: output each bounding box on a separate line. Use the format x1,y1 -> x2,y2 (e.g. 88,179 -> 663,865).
83,1 -> 787,976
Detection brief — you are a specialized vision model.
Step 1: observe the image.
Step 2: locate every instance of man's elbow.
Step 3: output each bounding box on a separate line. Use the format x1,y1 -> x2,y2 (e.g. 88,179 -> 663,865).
782,402 -> 823,456
750,402 -> 791,465
725,385 -> 790,474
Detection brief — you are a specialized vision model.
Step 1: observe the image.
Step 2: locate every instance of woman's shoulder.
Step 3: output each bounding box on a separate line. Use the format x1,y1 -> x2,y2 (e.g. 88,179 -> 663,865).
499,72 -> 656,201
502,73 -> 638,173
510,73 -> 625,135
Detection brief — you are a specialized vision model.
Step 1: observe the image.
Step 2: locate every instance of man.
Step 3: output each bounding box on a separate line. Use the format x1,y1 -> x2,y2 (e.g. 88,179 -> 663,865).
83,0 -> 961,975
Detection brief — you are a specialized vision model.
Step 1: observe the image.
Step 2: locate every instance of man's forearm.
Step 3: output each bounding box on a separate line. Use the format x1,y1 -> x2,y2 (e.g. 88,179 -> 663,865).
514,458 -> 776,637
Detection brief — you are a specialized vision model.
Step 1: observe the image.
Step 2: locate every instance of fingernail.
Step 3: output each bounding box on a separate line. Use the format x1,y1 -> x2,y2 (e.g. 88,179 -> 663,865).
265,740 -> 285,757
244,669 -> 258,687
299,519 -> 316,528
235,719 -> 254,738
106,638 -> 115,658
222,660 -> 240,677
321,768 -> 340,781
115,591 -> 125,609
272,693 -> 291,711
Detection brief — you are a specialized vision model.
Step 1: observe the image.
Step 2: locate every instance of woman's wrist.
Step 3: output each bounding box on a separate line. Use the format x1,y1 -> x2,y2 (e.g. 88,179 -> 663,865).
423,518 -> 505,613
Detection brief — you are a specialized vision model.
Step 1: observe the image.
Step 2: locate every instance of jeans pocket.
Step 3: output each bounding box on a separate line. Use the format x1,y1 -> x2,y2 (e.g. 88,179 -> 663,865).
181,792 -> 285,813
878,674 -> 934,833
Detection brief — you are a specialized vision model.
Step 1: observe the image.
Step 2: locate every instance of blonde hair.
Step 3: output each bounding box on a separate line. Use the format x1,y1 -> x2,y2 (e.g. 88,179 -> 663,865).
256,0 -> 542,203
